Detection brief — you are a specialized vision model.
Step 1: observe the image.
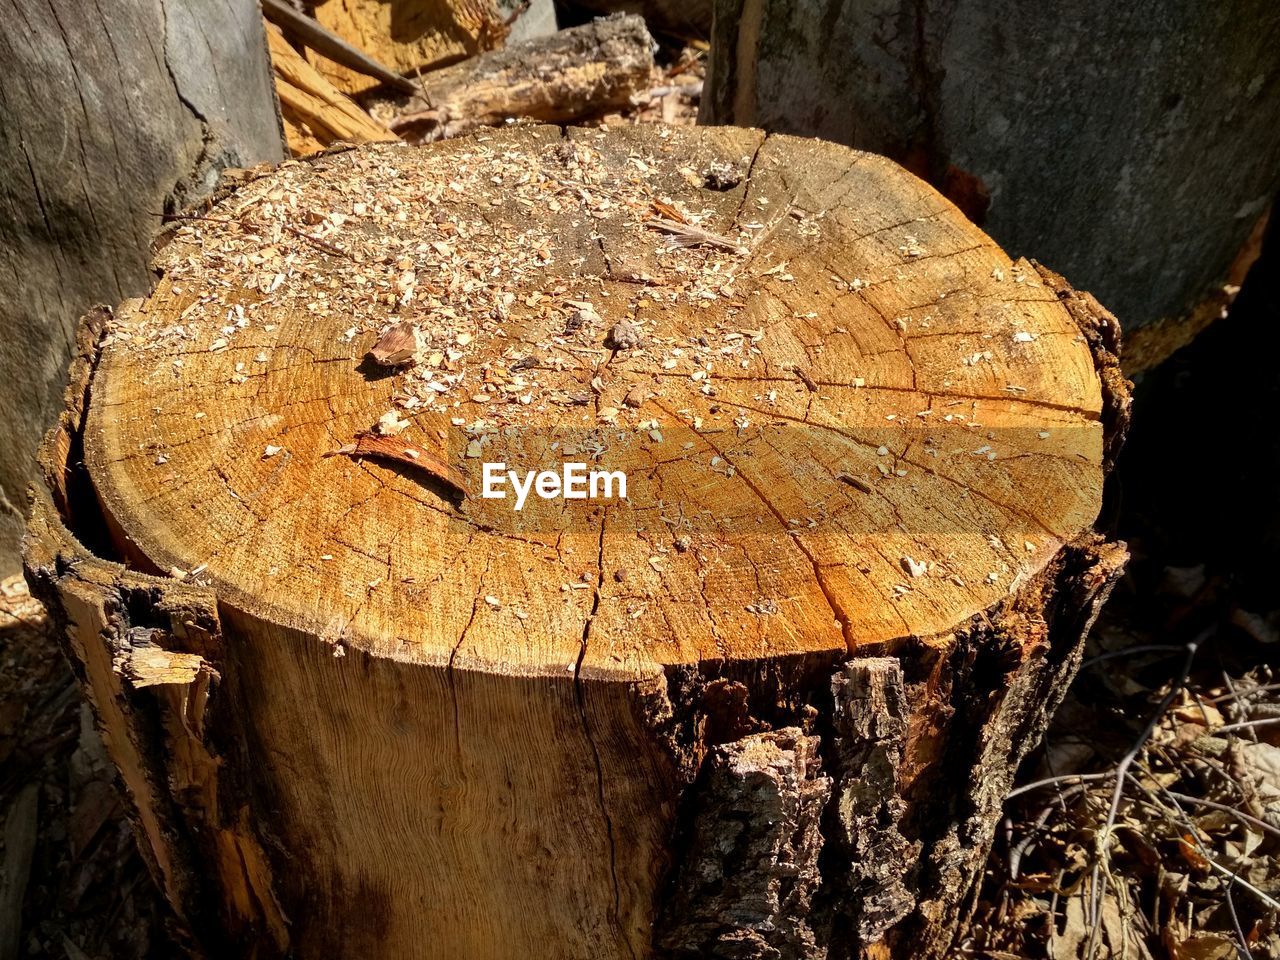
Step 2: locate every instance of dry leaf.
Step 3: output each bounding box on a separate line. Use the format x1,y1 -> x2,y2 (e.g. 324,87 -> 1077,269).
329,434 -> 468,499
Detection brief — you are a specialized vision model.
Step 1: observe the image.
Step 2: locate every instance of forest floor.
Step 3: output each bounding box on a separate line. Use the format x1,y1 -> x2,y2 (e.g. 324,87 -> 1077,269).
1,43 -> 1277,960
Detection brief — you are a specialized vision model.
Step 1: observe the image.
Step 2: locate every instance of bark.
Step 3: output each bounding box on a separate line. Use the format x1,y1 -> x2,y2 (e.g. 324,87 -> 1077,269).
26,125 -> 1129,959
0,0 -> 284,575
702,0 -> 1280,370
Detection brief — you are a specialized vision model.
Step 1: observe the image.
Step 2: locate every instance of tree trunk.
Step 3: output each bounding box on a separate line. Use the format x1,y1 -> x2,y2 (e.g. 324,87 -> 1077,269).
25,125 -> 1129,959
0,0 -> 285,576
702,0 -> 1280,372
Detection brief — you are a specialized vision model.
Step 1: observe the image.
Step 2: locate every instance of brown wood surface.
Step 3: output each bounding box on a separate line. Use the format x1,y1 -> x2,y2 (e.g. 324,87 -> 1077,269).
26,125 -> 1129,959
266,23 -> 399,154
0,0 -> 284,575
304,0 -> 510,95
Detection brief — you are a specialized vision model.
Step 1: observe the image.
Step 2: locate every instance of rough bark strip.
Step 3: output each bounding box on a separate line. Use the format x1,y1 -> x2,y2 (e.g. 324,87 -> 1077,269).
652,535 -> 1126,959
826,659 -> 918,948
0,0 -> 283,575
1029,262 -> 1132,473
894,534 -> 1127,958
655,730 -> 831,959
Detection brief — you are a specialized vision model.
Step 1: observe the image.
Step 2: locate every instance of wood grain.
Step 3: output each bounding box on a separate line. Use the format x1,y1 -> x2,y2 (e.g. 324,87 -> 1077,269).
703,0 -> 1280,367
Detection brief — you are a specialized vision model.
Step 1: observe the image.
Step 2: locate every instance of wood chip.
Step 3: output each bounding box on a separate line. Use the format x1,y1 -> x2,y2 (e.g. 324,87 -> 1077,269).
645,217 -> 747,254
837,473 -> 873,494
367,323 -> 420,367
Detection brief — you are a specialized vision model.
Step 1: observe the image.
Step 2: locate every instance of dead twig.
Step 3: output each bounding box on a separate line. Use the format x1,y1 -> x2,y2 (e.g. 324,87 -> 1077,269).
162,211 -> 355,261
1086,637 -> 1200,954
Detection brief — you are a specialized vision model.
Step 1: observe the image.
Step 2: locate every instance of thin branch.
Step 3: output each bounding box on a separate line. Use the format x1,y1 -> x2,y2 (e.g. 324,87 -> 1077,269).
646,217 -> 748,254
1005,772 -> 1111,800
1215,716 -> 1280,734
1087,638 -> 1200,951
1162,791 -> 1280,840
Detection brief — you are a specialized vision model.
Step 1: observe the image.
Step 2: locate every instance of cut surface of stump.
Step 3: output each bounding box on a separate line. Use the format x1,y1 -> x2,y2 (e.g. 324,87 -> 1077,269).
28,125 -> 1129,959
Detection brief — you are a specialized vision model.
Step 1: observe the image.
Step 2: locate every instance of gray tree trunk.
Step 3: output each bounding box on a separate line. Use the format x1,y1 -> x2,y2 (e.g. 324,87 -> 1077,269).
0,0 -> 284,574
702,0 -> 1280,368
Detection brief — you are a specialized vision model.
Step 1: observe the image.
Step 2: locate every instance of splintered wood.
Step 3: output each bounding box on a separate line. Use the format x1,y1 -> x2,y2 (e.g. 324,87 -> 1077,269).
47,124 -> 1129,960
265,25 -> 398,155
304,0 -> 509,96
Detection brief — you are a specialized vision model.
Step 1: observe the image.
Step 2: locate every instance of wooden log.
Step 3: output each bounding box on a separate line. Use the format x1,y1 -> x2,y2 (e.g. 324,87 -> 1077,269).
265,24 -> 399,155
25,125 -> 1129,959
0,0 -> 284,577
389,15 -> 656,142
702,0 -> 1280,371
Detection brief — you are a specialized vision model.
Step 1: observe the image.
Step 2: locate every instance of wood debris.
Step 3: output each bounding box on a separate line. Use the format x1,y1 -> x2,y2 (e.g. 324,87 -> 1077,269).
837,473 -> 873,494
604,319 -> 644,351
367,323 -> 421,367
265,23 -> 399,156
646,217 -> 748,254
386,17 -> 655,142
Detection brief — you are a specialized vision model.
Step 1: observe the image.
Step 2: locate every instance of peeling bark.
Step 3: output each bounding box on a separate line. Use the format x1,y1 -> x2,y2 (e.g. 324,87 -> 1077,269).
652,538 -> 1126,960
656,730 -> 831,959
827,660 -> 918,947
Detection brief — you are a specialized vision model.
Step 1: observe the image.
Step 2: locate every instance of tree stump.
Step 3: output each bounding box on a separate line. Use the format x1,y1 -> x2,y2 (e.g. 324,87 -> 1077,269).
25,125 -> 1130,959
